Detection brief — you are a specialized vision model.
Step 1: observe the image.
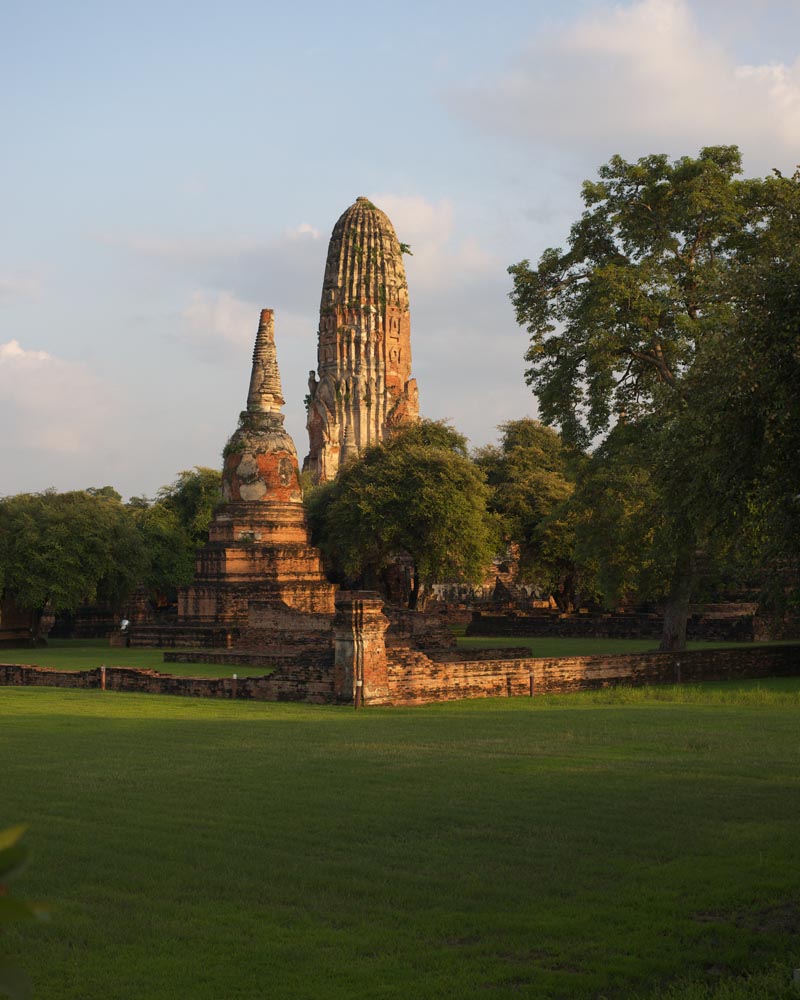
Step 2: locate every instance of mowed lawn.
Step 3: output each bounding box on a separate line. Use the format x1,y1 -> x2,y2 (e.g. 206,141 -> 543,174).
0,639 -> 269,678
2,682 -> 799,1000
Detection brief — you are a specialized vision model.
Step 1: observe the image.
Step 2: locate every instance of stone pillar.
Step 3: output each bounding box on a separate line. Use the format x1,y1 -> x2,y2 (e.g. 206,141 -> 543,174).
333,591 -> 390,705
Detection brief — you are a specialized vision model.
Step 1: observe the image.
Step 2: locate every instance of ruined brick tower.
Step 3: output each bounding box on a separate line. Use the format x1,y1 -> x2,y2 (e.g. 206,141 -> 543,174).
176,308 -> 335,629
304,197 -> 419,482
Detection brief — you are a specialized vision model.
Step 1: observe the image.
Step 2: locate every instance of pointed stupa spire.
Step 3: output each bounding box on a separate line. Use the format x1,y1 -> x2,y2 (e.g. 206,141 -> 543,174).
221,309 -> 302,505
246,308 -> 285,413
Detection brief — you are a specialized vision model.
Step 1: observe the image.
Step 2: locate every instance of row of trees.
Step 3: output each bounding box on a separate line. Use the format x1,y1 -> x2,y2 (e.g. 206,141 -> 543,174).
0,469 -> 221,640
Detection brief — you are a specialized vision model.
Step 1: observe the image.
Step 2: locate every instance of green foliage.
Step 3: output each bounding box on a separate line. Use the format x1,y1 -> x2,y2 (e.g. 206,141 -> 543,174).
475,419 -> 582,605
0,490 -> 146,631
307,421 -> 495,607
129,502 -> 196,596
155,467 -> 222,548
509,147 -> 800,646
0,468 -> 223,632
509,145 -> 750,447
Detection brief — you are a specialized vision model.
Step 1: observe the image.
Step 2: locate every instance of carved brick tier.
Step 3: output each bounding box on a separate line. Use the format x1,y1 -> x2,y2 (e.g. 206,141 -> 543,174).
304,197 -> 419,482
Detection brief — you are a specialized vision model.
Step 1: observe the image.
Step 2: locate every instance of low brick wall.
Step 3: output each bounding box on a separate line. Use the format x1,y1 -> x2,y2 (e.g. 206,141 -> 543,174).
2,645 -> 798,707
381,644 -> 800,705
0,662 -> 335,704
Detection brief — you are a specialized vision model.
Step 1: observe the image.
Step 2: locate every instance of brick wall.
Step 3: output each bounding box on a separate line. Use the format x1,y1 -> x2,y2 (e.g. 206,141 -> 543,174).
378,644 -> 800,705
0,662 -> 334,704
2,645 -> 798,707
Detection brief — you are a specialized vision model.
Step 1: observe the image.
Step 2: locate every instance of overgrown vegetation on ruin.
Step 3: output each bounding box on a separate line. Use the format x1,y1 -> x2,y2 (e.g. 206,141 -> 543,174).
3,682 -> 799,999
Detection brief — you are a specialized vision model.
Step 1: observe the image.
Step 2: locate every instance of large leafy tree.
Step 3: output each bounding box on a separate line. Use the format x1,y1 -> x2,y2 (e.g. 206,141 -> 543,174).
134,467 -> 223,602
155,467 -> 222,548
306,421 -> 496,609
712,167 -> 800,616
0,489 -> 145,639
474,419 -> 583,608
509,146 -> 797,649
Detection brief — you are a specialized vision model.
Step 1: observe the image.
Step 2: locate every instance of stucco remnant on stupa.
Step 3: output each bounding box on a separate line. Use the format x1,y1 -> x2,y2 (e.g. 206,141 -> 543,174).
304,196 -> 419,482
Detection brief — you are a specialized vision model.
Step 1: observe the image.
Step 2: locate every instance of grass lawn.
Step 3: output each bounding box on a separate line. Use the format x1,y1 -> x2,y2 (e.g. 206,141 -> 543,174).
2,682 -> 799,999
454,635 -> 798,657
0,639 -> 271,679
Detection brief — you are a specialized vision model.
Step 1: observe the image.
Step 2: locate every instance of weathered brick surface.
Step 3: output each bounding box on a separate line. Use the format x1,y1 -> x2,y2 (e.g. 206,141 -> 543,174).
383,605 -> 457,650
304,197 -> 419,483
5,645 -> 797,708
0,661 -> 335,704
380,644 -> 800,704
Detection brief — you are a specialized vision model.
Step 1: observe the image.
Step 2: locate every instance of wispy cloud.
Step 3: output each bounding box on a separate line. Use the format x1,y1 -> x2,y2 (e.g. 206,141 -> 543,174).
0,340 -> 115,455
449,0 -> 800,171
180,290 -> 261,351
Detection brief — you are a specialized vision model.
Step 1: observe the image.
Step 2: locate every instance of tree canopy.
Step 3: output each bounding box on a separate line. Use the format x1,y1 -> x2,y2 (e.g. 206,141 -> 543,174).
306,421 -> 496,609
0,489 -> 145,636
509,147 -> 800,648
474,419 -> 581,608
0,467 -> 223,639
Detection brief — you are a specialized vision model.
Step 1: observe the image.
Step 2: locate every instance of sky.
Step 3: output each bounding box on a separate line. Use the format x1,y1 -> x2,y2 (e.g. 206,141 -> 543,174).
2,0 -> 799,500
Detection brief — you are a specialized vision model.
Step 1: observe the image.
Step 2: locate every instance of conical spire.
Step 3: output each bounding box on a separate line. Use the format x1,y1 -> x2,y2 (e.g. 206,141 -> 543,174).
246,309 -> 285,413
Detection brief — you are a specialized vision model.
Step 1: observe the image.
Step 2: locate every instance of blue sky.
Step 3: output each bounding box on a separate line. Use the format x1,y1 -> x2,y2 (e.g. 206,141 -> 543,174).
2,0 -> 799,498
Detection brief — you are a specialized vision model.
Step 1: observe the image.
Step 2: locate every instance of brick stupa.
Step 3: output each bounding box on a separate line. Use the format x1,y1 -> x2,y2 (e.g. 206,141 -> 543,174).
304,197 -> 419,482
174,309 -> 336,646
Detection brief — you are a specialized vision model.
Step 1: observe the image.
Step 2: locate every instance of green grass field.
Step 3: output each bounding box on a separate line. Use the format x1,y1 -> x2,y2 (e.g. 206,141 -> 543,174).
2,682 -> 799,999
0,639 -> 270,678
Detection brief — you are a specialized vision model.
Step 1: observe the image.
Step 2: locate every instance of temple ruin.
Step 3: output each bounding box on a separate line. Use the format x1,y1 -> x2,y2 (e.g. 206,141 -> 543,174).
304,197 -> 419,483
132,309 -> 336,652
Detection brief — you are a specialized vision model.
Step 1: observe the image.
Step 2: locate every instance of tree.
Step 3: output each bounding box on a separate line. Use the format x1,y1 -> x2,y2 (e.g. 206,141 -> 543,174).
474,419 -> 583,608
509,146 -> 795,649
131,467 -> 223,604
306,421 -> 496,609
155,467 -> 222,547
0,490 -> 145,640
129,502 -> 197,601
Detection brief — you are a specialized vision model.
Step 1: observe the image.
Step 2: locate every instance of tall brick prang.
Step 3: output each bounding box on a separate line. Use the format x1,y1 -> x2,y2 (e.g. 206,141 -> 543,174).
304,197 -> 419,482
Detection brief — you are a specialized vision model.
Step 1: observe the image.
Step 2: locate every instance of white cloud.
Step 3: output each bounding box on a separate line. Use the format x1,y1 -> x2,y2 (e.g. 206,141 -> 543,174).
450,0 -> 800,169
0,340 -> 115,456
180,290 -> 261,351
292,223 -> 320,240
368,193 -> 495,293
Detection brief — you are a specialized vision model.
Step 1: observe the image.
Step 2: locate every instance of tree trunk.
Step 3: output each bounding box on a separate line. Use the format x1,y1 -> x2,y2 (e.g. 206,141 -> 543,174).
408,567 -> 420,610
659,527 -> 696,652
29,607 -> 47,647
